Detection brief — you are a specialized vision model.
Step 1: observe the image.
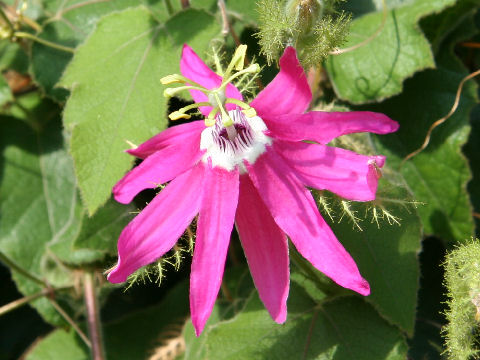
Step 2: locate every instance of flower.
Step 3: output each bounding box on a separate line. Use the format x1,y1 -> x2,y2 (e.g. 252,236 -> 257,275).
107,45 -> 399,335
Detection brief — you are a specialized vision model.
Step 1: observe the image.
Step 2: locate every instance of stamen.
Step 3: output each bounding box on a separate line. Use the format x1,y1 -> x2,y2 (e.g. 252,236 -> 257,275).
213,51 -> 224,76
169,111 -> 191,120
225,98 -> 257,117
163,85 -> 209,98
219,63 -> 260,92
213,93 -> 233,127
206,107 -> 219,127
223,44 -> 248,81
168,102 -> 211,121
160,74 -> 204,88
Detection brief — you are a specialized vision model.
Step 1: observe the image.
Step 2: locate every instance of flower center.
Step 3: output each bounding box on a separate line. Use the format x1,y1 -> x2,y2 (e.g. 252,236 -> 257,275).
200,109 -> 272,172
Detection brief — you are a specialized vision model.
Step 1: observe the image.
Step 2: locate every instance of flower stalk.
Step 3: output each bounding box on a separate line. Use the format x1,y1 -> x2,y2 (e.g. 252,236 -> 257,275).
84,271 -> 105,360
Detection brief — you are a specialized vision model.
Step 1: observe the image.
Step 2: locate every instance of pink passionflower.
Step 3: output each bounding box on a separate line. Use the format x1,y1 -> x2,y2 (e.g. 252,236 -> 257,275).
108,45 -> 399,335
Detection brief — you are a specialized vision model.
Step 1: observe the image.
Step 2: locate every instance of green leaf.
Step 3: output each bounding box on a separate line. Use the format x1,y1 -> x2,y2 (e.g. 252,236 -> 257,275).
185,286 -> 407,359
464,105 -> 480,235
0,107 -> 79,324
190,0 -> 259,24
420,0 -> 480,54
24,329 -> 88,360
326,0 -> 456,104
0,75 -> 13,107
225,0 -> 259,25
103,279 -> 190,360
326,185 -> 422,335
370,13 -> 478,244
60,6 -> 221,215
30,0 -> 165,101
0,41 -> 29,73
72,199 -> 134,255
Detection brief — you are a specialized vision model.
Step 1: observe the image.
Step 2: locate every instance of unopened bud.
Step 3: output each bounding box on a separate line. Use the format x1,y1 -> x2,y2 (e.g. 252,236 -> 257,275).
285,0 -> 322,34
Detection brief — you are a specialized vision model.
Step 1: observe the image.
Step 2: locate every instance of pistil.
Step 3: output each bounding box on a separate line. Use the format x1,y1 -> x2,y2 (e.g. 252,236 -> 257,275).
225,124 -> 238,141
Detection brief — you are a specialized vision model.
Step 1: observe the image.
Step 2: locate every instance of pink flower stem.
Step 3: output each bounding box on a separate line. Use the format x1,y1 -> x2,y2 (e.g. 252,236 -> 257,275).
84,272 -> 105,360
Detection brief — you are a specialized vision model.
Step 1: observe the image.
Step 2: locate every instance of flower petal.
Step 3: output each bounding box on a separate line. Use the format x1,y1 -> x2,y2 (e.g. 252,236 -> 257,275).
245,148 -> 370,296
128,121 -> 205,159
113,142 -> 204,204
107,164 -> 205,283
275,140 -> 385,201
190,164 -> 239,336
180,44 -> 243,116
266,111 -> 399,144
236,175 -> 289,323
250,47 -> 311,117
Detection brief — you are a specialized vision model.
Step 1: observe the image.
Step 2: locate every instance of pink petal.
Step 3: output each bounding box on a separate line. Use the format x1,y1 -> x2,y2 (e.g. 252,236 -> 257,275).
113,141 -> 204,204
250,47 -> 311,118
245,148 -> 370,296
107,164 -> 205,283
266,111 -> 399,144
275,140 -> 385,201
236,175 -> 289,323
190,164 -> 239,336
180,44 -> 243,116
128,121 -> 205,159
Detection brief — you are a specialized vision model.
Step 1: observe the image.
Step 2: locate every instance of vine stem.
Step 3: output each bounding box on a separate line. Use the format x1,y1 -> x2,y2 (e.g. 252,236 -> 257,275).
165,0 -> 174,15
217,0 -> 264,90
330,0 -> 387,55
0,7 -> 14,34
0,288 -> 51,316
402,68 -> 480,164
14,32 -> 75,53
49,298 -> 92,348
0,252 -> 46,286
0,285 -> 71,316
84,272 -> 105,360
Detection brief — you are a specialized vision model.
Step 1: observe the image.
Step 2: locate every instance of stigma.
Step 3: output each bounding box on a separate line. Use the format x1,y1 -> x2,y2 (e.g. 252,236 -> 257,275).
200,109 -> 272,172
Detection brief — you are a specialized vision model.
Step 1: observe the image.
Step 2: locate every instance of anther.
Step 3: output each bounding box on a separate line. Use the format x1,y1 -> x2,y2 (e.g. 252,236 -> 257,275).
163,86 -> 209,98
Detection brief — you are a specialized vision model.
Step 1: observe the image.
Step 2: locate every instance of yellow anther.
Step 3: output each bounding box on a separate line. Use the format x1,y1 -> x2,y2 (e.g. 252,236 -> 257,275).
163,85 -> 208,98
164,88 -> 178,98
225,98 -> 256,117
231,44 -> 248,71
205,107 -> 220,127
160,74 -> 187,85
224,45 -> 248,80
242,108 -> 257,117
169,111 -> 191,120
205,117 -> 216,127
245,63 -> 260,74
